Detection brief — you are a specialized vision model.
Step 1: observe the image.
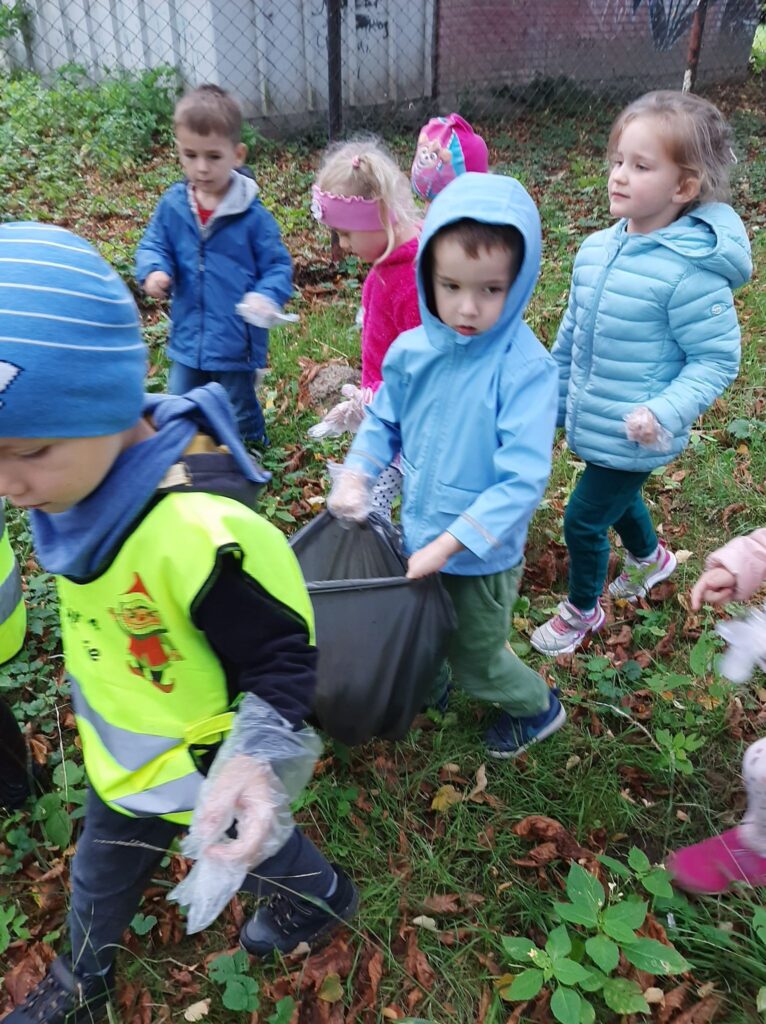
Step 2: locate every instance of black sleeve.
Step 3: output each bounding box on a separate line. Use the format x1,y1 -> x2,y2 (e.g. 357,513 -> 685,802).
192,552 -> 317,728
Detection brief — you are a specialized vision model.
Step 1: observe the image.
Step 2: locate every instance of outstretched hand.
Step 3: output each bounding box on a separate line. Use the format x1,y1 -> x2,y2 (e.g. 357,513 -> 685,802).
690,566 -> 737,610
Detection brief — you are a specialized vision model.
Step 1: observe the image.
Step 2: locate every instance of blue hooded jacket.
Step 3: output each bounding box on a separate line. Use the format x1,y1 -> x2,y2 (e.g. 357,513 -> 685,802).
345,172 -> 558,576
135,171 -> 293,372
552,202 -> 752,470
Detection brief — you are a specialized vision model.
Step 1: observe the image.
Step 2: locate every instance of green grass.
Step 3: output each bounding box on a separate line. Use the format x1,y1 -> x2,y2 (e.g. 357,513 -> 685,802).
1,70 -> 766,1023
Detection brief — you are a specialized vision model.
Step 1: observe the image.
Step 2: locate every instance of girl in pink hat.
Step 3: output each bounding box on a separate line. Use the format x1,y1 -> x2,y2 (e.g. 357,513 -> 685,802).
668,528 -> 766,892
310,138 -> 422,517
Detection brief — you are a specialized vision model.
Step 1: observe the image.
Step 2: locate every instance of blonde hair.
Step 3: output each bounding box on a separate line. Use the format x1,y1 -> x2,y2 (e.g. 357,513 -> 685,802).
315,136 -> 420,262
607,90 -> 735,211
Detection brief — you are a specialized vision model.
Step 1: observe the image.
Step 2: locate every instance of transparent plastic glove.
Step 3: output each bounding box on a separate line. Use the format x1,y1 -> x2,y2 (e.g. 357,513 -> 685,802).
144,270 -> 171,299
716,605 -> 766,684
308,385 -> 371,439
624,406 -> 673,452
168,694 -> 321,933
326,462 -> 375,523
236,292 -> 299,328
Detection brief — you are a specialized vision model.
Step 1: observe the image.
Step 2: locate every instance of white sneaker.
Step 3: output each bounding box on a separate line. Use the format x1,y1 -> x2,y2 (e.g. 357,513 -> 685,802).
530,601 -> 606,656
608,540 -> 677,601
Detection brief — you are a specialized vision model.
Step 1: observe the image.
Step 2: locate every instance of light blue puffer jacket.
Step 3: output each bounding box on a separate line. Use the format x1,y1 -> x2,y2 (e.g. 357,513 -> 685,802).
345,173 -> 558,576
552,203 -> 751,471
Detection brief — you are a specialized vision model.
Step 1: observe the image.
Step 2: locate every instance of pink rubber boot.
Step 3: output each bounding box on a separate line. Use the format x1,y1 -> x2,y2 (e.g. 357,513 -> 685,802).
667,827 -> 766,894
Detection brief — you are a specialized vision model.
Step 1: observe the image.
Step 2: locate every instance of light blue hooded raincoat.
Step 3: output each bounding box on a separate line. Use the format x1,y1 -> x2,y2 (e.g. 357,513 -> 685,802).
346,172 -> 558,576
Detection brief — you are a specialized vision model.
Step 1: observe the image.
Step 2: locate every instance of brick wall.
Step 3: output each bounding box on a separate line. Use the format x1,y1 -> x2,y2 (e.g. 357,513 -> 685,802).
436,0 -> 758,95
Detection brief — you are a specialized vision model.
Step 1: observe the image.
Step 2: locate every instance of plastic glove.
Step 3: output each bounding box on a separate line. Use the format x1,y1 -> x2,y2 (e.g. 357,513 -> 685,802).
237,292 -> 299,328
406,532 -> 464,579
168,694 -> 321,933
326,462 -> 374,523
308,385 -> 370,439
624,406 -> 672,452
716,606 -> 766,684
195,754 -> 278,864
144,270 -> 171,298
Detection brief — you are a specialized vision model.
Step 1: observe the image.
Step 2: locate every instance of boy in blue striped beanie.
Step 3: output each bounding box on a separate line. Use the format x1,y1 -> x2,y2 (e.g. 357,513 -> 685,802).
0,223 -> 356,1024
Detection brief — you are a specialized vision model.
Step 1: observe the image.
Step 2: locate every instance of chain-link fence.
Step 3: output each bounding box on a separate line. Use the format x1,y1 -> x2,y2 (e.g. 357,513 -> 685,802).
0,1 -> 761,139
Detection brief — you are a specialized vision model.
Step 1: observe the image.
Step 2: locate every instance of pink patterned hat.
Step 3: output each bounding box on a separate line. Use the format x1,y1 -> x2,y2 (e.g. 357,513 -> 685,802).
411,113 -> 489,201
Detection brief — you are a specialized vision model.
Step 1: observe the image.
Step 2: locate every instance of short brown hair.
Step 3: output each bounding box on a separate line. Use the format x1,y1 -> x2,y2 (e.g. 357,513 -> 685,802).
421,218 -> 524,313
174,85 -> 242,144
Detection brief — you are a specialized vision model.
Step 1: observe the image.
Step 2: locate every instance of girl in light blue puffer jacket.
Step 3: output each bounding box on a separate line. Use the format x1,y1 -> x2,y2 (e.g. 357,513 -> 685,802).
532,90 -> 752,657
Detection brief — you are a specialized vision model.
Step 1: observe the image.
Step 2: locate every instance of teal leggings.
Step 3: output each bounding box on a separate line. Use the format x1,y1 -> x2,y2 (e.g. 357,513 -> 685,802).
564,463 -> 657,610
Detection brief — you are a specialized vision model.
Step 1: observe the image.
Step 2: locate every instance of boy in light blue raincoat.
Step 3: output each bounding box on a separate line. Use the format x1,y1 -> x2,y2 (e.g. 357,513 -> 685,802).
329,172 -> 563,759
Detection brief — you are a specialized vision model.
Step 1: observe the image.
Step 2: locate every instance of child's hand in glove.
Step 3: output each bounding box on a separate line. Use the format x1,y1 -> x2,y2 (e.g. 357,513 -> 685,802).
196,755 -> 277,865
237,293 -> 299,328
624,406 -> 672,451
308,385 -> 370,439
327,465 -> 373,523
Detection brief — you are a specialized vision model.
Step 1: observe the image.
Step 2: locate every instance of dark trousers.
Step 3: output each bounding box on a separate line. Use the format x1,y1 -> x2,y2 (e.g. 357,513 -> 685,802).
0,695 -> 28,790
168,361 -> 266,443
564,463 -> 657,610
69,788 -> 335,976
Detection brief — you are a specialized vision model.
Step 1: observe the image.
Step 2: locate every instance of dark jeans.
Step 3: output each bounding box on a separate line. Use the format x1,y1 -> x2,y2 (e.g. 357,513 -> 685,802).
69,788 -> 335,976
168,361 -> 266,443
564,463 -> 657,610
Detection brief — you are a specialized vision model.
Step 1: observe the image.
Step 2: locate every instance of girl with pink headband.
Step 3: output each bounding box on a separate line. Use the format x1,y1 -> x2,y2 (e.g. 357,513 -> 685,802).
310,137 -> 422,518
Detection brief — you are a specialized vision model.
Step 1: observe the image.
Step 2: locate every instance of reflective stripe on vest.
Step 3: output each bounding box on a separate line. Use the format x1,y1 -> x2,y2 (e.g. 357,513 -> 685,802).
0,504 -> 26,663
58,491 -> 314,821
0,560 -> 22,623
112,772 -> 203,817
70,674 -> 178,772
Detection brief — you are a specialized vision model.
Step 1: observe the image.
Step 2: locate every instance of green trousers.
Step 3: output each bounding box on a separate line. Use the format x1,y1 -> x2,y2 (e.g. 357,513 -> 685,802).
434,566 -> 549,718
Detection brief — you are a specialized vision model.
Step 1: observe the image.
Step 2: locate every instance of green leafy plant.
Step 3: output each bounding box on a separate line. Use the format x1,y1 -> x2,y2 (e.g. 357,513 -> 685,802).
0,902 -> 31,954
501,859 -> 689,1023
130,912 -> 158,937
208,949 -> 260,1013
654,728 -> 706,776
267,997 -> 297,1024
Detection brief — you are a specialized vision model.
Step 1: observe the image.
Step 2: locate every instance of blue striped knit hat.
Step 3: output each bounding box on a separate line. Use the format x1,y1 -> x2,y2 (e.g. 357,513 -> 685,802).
0,222 -> 146,438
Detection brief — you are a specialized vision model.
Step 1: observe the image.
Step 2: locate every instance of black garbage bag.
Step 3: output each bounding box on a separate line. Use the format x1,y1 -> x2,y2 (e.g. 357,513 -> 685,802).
290,512 -> 457,745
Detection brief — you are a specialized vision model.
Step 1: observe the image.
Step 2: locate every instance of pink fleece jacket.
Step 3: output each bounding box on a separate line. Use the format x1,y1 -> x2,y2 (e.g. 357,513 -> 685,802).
361,236 -> 420,391
707,528 -> 766,600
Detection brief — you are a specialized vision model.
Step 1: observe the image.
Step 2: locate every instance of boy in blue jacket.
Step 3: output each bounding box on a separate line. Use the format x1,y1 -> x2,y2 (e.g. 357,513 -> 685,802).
328,173 -> 564,758
135,85 -> 292,445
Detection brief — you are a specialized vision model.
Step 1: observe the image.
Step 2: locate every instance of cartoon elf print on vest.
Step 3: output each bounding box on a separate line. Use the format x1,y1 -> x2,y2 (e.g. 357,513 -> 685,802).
110,573 -> 181,692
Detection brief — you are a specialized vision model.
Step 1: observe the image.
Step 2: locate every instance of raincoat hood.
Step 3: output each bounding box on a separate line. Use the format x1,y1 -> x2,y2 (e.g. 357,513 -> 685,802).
416,172 -> 542,350
614,201 -> 751,289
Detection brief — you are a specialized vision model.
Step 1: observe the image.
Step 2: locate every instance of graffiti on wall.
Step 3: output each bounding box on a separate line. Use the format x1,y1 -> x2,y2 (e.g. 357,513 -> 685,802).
589,0 -> 759,49
634,0 -> 759,50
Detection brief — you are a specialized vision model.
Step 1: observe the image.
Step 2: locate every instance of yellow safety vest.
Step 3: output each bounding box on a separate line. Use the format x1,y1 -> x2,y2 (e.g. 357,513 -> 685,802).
0,503 -> 26,665
57,491 -> 315,825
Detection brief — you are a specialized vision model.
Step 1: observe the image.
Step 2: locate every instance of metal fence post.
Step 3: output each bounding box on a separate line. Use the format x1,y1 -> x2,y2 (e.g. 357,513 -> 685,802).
326,0 -> 343,260
683,0 -> 710,92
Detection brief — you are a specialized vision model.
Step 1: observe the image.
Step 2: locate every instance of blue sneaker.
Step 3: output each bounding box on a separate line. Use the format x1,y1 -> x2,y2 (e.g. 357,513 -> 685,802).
484,688 -> 566,759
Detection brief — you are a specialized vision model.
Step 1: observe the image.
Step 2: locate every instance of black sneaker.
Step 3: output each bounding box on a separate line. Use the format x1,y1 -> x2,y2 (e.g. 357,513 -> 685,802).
240,865 -> 358,957
4,957 -> 114,1023
0,777 -> 32,812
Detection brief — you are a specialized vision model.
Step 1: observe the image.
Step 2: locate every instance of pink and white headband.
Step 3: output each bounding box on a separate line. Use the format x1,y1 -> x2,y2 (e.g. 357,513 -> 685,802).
311,184 -> 394,232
